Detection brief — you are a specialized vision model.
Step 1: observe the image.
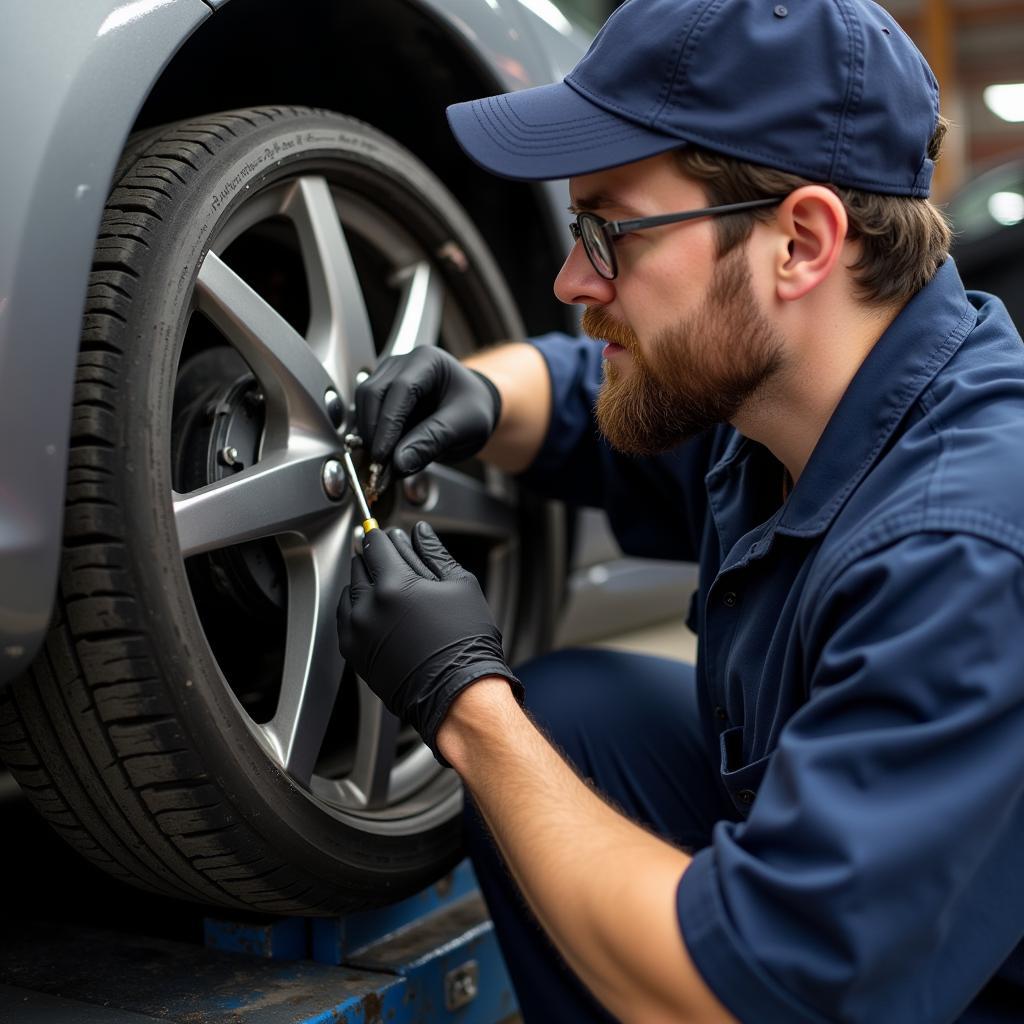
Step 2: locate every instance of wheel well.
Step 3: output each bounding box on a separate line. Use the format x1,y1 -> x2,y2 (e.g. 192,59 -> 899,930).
132,0 -> 573,337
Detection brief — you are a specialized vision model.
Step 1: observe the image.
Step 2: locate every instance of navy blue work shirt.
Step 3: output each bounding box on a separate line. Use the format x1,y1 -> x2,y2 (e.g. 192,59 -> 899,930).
521,258 -> 1024,1023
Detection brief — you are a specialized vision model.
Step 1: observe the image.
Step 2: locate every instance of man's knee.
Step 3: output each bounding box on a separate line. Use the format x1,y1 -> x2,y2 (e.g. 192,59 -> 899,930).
514,646 -> 698,768
517,648 -> 625,751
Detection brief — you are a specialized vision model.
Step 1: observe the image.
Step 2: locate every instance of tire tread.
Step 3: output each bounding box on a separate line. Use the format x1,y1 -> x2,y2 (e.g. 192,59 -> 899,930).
0,108 -> 338,912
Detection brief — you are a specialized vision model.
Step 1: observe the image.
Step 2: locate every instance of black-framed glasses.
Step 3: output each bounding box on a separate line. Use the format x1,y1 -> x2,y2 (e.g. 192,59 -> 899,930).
568,197 -> 784,280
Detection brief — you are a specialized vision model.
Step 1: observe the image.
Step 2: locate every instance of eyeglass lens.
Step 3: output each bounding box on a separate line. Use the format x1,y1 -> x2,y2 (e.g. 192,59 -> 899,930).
579,215 -> 616,279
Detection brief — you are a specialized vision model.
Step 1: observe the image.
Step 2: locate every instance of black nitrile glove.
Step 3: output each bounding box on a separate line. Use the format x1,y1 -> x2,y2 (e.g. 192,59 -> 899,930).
355,348 -> 501,479
337,522 -> 522,764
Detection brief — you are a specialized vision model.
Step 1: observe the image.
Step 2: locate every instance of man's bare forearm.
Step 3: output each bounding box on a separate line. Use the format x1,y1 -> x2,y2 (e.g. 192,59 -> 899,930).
463,342 -> 551,474
437,678 -> 735,1024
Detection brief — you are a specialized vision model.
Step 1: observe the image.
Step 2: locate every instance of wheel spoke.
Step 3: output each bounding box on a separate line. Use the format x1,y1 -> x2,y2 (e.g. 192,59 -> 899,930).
345,681 -> 401,808
195,251 -> 336,445
392,465 -> 518,541
283,176 -> 378,400
262,519 -> 353,785
381,261 -> 443,360
173,450 -> 335,557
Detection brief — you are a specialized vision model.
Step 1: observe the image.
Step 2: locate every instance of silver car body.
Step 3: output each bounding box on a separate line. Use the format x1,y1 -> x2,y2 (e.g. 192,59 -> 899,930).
0,0 -> 590,682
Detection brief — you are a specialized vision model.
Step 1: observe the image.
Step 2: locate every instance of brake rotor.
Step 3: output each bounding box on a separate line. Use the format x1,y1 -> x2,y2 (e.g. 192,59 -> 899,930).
172,349 -> 284,621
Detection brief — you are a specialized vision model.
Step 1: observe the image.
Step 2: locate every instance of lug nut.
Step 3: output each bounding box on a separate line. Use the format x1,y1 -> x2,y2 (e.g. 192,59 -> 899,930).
356,370 -> 371,385
322,459 -> 345,501
325,389 -> 344,429
403,474 -> 431,507
219,446 -> 240,467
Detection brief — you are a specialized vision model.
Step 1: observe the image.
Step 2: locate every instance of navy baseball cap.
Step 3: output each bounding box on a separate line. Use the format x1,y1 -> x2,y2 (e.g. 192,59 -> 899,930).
447,0 -> 940,196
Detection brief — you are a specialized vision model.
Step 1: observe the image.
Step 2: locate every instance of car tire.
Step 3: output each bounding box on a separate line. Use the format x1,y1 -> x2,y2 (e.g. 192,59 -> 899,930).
0,106 -> 562,913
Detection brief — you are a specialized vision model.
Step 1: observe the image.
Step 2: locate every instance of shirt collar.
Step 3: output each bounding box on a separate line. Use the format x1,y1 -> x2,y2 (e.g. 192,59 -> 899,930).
774,258 -> 975,537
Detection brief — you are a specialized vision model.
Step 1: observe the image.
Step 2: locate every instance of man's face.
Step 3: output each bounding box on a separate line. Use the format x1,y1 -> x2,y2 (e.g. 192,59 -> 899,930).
588,245 -> 785,454
555,153 -> 786,455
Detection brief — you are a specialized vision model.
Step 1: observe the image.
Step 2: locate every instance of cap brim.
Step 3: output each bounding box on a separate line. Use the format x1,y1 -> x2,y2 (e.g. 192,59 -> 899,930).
447,81 -> 684,181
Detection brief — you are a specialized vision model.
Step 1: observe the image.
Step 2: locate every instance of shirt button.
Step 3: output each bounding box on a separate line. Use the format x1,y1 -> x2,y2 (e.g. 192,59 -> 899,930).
722,591 -> 738,607
737,789 -> 756,805
714,706 -> 728,722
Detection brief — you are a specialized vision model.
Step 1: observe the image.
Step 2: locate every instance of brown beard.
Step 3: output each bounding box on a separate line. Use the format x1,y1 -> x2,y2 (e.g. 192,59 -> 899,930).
583,248 -> 785,455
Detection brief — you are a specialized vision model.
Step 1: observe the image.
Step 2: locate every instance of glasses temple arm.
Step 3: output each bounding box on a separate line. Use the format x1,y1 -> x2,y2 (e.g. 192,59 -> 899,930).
606,197 -> 783,236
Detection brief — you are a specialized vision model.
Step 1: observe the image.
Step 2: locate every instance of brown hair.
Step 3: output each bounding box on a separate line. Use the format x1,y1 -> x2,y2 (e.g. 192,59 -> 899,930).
674,117 -> 953,308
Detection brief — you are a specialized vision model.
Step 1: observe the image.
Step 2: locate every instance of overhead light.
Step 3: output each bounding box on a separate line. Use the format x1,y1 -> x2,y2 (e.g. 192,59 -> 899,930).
984,84 -> 1024,123
518,0 -> 574,36
988,191 -> 1024,227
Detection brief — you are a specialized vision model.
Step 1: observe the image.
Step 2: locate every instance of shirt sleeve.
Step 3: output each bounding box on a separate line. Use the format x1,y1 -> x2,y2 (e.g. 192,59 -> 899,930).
519,331 -> 715,561
677,531 -> 1024,1023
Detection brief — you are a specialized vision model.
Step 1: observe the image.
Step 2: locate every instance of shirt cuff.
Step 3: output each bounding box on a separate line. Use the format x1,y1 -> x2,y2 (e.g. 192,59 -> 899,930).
517,332 -> 599,485
677,842 -> 830,1024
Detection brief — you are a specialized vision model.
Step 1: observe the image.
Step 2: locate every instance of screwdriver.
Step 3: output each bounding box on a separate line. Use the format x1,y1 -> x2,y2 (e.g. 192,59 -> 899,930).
342,434 -> 379,534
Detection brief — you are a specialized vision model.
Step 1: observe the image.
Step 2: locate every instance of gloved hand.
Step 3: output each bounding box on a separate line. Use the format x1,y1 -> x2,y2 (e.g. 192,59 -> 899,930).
337,522 -> 522,764
355,348 -> 501,479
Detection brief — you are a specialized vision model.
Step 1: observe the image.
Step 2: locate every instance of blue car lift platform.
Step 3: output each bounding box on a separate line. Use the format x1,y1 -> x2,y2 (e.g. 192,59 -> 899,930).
0,860 -> 519,1024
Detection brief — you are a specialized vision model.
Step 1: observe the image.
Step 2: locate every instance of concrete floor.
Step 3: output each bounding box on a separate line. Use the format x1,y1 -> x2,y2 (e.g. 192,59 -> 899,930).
586,616 -> 698,664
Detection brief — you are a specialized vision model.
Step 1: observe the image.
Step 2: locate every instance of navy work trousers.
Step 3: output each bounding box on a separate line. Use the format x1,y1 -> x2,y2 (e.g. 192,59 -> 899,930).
463,647 -> 726,1022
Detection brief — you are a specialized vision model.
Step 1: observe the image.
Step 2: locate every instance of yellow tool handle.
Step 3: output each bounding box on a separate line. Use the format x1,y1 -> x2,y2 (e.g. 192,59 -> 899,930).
363,518 -> 379,533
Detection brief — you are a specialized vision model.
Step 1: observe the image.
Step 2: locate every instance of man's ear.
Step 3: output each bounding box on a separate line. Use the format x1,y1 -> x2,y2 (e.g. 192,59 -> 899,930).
774,186 -> 848,302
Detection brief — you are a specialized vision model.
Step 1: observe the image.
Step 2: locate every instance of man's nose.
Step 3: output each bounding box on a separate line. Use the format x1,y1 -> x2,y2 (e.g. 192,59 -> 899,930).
554,240 -> 616,307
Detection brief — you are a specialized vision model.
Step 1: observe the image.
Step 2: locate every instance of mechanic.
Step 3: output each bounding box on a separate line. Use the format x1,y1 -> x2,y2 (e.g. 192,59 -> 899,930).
336,0 -> 1024,1020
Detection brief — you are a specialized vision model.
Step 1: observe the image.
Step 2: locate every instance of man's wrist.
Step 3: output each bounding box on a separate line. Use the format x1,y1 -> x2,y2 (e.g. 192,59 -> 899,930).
469,368 -> 503,434
436,676 -> 523,771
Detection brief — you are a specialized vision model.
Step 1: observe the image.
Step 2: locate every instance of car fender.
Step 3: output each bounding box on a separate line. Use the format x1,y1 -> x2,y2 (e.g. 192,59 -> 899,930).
413,0 -> 578,260
0,0 -> 211,685
0,0 -> 586,688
